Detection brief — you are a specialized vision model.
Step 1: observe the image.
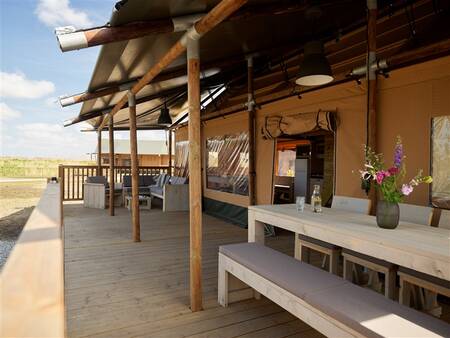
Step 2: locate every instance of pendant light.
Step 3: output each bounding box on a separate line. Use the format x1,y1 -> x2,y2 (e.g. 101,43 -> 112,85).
295,40 -> 333,86
158,100 -> 172,126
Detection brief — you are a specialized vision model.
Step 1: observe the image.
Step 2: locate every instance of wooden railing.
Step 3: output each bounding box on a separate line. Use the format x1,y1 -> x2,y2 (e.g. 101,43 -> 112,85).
0,183 -> 64,338
58,165 -> 170,201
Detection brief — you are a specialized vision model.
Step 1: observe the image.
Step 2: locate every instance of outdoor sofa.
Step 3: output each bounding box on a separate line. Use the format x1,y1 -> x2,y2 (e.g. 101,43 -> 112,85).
83,176 -> 122,209
150,173 -> 189,212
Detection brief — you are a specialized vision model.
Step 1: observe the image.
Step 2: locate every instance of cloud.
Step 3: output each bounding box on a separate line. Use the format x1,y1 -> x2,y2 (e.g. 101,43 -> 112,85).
3,122 -> 97,159
35,0 -> 93,28
0,72 -> 55,99
0,102 -> 22,120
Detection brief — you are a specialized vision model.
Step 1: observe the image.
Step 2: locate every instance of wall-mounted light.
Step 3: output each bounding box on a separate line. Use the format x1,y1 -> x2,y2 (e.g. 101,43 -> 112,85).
296,41 -> 333,86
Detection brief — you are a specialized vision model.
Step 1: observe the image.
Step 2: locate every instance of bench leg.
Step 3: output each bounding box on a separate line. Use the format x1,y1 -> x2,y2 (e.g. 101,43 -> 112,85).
329,249 -> 339,275
218,255 -> 229,307
300,245 -> 310,263
294,233 -> 300,260
399,276 -> 411,306
343,257 -> 353,282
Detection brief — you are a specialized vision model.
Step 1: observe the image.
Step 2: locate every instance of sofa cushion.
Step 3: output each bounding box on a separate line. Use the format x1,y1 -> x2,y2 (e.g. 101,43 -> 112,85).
86,176 -> 108,185
140,175 -> 155,186
122,175 -> 132,187
150,186 -> 163,197
155,173 -> 166,188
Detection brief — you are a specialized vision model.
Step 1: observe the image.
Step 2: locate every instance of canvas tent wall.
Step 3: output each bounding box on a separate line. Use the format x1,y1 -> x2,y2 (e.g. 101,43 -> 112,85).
174,55 -> 450,225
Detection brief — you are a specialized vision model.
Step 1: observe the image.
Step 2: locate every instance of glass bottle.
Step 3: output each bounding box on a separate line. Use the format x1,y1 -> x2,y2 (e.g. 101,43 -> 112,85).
311,185 -> 322,213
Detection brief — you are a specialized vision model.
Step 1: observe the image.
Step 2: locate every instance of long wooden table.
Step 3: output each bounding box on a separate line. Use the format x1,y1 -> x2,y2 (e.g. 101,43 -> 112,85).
248,204 -> 450,281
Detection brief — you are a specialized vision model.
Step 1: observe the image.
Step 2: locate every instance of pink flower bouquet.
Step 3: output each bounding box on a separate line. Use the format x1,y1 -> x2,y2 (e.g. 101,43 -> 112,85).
359,136 -> 432,203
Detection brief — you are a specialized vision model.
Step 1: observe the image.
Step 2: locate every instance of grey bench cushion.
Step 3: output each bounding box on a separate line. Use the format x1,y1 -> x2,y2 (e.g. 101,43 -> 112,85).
399,266 -> 450,289
299,234 -> 340,250
220,243 -> 450,338
342,248 -> 396,269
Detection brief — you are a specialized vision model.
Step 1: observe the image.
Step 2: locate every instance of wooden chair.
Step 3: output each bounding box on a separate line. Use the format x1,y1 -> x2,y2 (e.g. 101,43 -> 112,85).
343,203 -> 433,300
398,208 -> 450,317
295,196 -> 371,275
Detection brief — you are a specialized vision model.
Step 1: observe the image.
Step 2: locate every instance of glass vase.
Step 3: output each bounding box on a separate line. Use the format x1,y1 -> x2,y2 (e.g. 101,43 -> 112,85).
376,200 -> 399,229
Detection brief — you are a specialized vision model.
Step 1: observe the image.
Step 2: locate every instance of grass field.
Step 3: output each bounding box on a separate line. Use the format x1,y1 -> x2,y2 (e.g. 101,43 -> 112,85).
0,157 -> 94,178
0,179 -> 48,269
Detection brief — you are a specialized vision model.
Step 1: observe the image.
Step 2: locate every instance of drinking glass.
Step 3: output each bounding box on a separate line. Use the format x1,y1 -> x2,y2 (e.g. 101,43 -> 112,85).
296,196 -> 305,212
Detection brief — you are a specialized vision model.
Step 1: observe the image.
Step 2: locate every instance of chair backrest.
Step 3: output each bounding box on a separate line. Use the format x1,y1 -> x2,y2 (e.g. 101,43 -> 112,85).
86,176 -> 107,185
398,203 -> 433,226
122,175 -> 132,187
331,195 -> 371,215
140,175 -> 155,187
438,209 -> 450,229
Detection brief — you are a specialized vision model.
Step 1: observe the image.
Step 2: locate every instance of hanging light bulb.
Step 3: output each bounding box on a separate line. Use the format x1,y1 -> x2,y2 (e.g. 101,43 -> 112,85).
158,100 -> 172,126
296,41 -> 333,86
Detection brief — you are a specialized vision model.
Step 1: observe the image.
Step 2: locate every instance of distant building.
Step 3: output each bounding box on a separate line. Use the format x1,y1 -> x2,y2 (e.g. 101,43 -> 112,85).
95,139 -> 170,167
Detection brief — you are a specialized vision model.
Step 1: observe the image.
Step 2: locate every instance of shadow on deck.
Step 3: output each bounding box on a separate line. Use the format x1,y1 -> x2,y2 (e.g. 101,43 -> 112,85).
64,203 -> 322,338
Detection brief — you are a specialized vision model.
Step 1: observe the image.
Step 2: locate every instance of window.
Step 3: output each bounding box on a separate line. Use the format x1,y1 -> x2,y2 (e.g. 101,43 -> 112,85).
206,132 -> 249,196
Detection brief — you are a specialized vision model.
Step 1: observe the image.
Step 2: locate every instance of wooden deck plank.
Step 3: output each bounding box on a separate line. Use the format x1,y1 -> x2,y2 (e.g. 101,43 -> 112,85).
64,204 -> 320,338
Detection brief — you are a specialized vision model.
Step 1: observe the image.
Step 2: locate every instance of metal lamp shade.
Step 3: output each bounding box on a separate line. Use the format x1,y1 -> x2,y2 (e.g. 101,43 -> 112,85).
158,106 -> 172,125
296,41 -> 333,86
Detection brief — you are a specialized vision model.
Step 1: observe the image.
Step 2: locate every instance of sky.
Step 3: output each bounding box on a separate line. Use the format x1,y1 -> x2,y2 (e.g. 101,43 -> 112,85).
0,0 -> 166,160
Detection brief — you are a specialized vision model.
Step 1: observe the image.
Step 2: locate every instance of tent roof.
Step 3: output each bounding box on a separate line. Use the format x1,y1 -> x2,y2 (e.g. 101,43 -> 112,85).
74,0 -> 450,129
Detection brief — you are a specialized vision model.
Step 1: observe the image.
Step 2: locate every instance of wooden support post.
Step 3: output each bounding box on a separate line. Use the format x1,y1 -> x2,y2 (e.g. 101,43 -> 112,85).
247,56 -> 256,206
128,92 -> 140,242
367,0 -> 378,215
168,130 -> 173,175
97,130 -> 102,176
108,115 -> 115,216
188,37 -> 203,312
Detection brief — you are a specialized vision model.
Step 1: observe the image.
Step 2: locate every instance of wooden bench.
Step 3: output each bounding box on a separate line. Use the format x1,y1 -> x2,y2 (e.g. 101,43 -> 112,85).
218,243 -> 450,338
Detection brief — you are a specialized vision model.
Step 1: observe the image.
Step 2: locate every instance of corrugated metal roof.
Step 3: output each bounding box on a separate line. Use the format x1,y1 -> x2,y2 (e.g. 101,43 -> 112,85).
98,139 -> 168,155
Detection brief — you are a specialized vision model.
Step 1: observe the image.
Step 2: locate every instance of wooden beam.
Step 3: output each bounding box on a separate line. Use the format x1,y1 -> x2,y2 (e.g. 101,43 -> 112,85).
367,0 -> 378,215
108,115 -> 115,216
247,56 -> 256,206
97,130 -> 102,176
128,92 -> 140,242
57,1 -> 312,52
187,37 -> 203,312
97,0 -> 249,132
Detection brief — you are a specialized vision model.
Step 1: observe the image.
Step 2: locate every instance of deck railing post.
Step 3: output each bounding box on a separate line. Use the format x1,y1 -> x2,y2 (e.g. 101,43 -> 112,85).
97,128 -> 102,176
128,91 -> 140,242
108,114 -> 115,216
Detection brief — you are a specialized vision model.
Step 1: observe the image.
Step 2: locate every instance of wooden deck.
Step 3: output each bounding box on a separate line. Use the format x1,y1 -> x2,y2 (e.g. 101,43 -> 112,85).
64,203 -> 322,338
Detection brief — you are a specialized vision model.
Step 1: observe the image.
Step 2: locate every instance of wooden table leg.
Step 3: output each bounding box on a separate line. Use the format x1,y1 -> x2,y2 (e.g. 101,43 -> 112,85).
248,209 -> 265,244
